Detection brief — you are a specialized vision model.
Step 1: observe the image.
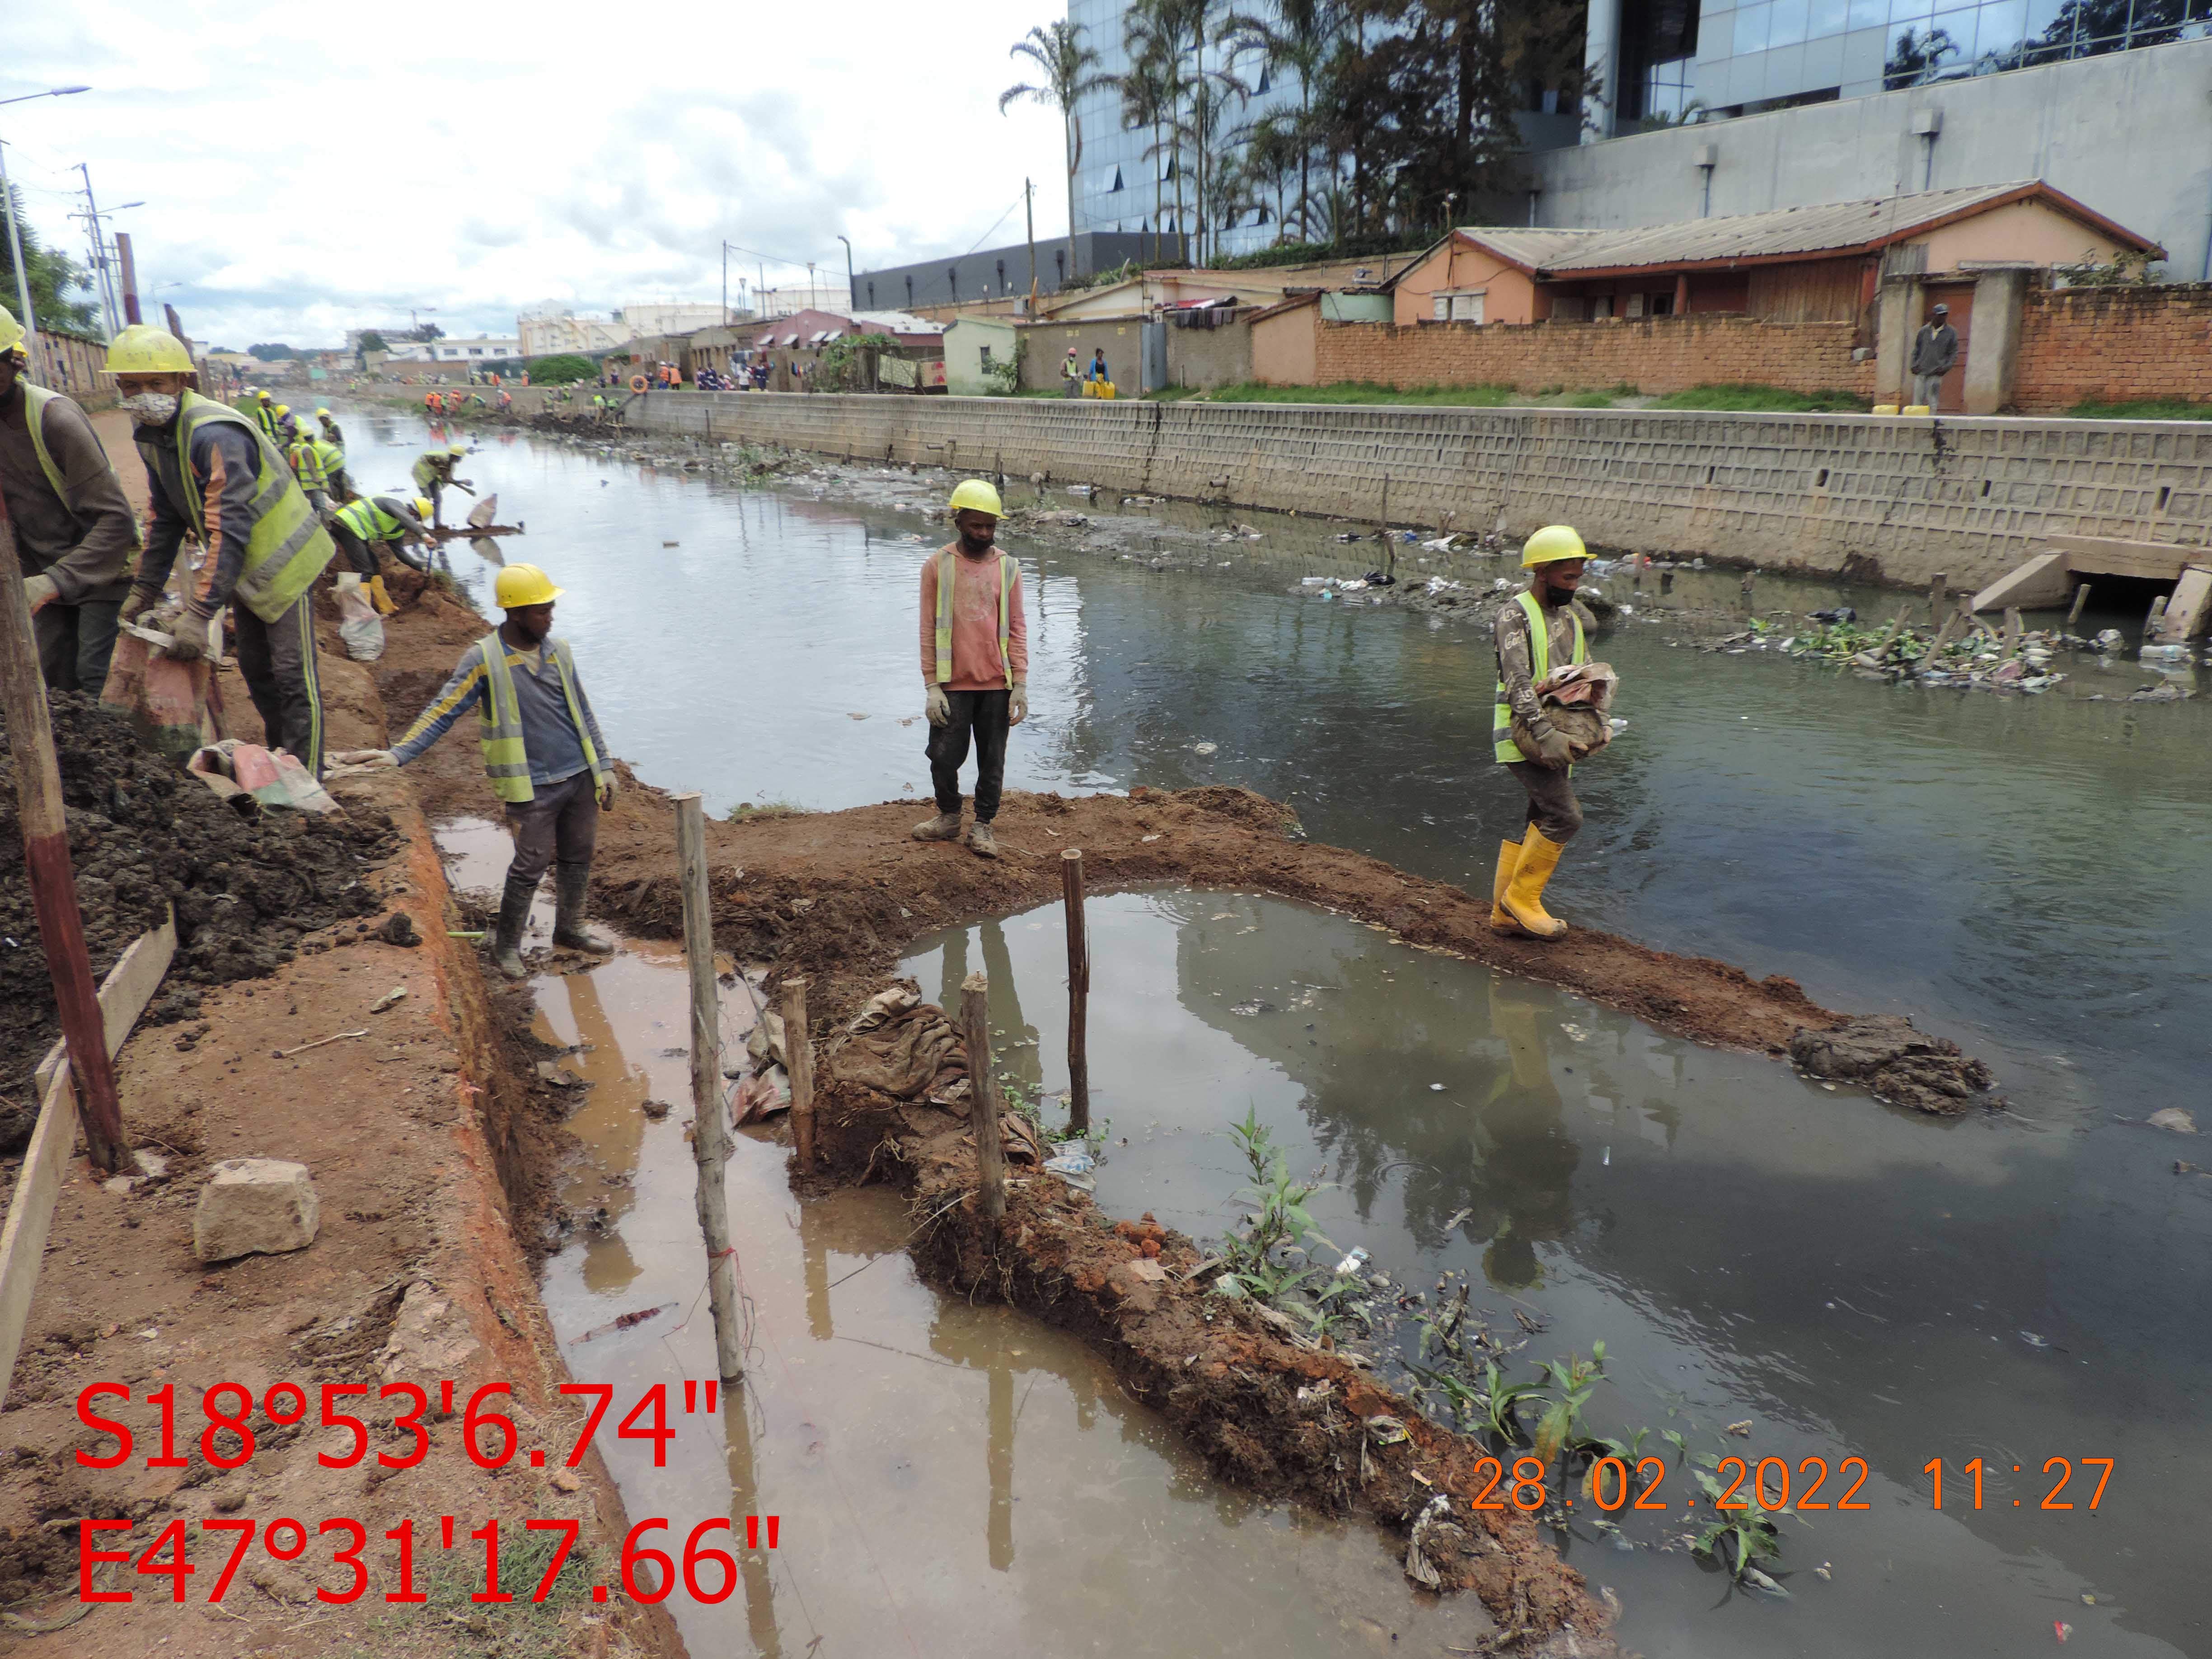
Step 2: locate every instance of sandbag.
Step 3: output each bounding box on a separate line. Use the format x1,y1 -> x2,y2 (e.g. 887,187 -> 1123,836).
187,739 -> 340,814
99,625 -> 229,764
1510,660 -> 1619,762
333,573 -> 386,662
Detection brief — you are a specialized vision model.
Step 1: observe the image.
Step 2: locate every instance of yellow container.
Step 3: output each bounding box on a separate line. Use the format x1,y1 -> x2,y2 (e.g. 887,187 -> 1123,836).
1872,402 -> 1900,415
1902,403 -> 1933,416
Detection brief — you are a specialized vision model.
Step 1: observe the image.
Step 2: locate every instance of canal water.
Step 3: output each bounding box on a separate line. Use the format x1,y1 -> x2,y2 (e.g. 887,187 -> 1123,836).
355,402 -> 2209,1658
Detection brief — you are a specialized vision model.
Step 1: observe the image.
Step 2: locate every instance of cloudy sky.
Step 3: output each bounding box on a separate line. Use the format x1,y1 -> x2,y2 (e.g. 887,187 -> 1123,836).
9,0 -> 1071,350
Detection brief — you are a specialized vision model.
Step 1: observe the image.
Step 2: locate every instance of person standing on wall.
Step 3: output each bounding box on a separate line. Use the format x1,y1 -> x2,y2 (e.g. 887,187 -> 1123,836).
1490,525 -> 1593,942
338,562 -> 616,979
0,304 -> 141,696
107,323 -> 337,776
912,478 -> 1027,859
1910,302 -> 1959,411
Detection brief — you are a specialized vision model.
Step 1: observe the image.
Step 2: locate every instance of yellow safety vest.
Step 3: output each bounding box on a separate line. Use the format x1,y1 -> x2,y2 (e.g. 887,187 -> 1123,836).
158,392 -> 335,624
334,496 -> 410,543
19,384 -> 70,496
931,547 -> 1014,689
1493,589 -> 1586,764
475,633 -> 609,804
286,433 -> 328,491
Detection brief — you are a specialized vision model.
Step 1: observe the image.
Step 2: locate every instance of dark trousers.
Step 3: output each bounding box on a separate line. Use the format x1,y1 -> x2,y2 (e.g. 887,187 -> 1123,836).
33,600 -> 122,696
503,771 -> 599,892
1504,759 -> 1583,844
234,595 -> 324,777
927,689 -> 1011,822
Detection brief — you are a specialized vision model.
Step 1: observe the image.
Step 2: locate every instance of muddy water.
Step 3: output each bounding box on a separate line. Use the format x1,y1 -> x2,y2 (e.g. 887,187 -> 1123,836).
370,405 -> 2211,1658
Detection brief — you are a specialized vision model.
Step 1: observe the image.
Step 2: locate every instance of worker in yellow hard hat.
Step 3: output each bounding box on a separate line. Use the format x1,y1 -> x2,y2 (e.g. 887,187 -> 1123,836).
315,407 -> 343,448
912,478 -> 1026,858
327,492 -> 435,614
0,303 -> 141,694
337,561 -> 617,978
249,388 -> 281,440
411,442 -> 475,527
108,322 -> 337,776
1490,525 -> 1596,941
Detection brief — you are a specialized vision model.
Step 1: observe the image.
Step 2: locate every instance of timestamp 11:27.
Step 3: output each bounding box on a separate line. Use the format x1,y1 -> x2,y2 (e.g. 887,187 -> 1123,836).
1925,1457 -> 2113,1511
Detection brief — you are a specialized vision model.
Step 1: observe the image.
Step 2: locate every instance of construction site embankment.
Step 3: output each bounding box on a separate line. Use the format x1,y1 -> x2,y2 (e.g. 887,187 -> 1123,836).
603,390 -> 2212,591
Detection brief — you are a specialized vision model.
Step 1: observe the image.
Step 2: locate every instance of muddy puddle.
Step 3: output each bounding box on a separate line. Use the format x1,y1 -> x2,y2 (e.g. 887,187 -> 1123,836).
375,402 -> 2212,1658
437,823 -> 1492,1657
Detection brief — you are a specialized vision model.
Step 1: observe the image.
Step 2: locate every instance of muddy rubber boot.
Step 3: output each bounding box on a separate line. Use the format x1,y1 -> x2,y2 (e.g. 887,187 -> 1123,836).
1489,839 -> 1526,934
1500,827 -> 1570,941
965,821 -> 998,858
911,809 -> 963,842
552,864 -> 613,955
492,877 -> 533,980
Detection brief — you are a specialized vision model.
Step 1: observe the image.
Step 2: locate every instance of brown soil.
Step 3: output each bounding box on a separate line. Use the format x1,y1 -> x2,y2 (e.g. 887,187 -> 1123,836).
0,574 -> 677,1659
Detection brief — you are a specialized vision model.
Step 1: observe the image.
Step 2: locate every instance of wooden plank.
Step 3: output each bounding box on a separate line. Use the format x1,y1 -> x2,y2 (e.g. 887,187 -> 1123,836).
675,795 -> 744,1382
2048,536 -> 2198,582
34,909 -> 178,1098
961,972 -> 1006,1223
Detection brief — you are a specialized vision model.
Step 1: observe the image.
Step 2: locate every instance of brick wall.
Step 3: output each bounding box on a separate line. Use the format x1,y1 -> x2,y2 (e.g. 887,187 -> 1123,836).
2013,285 -> 2212,412
626,392 -> 2212,589
1310,314 -> 1879,397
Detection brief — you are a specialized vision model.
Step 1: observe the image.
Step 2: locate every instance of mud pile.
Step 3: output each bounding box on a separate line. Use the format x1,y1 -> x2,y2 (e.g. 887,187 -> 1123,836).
0,693 -> 396,1148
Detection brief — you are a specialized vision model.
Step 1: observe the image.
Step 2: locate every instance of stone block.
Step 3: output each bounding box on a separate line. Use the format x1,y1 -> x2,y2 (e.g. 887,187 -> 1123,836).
193,1158 -> 320,1262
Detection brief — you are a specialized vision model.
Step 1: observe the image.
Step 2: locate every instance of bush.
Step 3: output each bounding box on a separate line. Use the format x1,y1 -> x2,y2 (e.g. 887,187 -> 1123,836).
526,354 -> 598,385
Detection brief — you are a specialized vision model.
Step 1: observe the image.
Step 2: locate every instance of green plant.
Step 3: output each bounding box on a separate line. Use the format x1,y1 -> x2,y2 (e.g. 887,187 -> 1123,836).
1532,1343 -> 1606,1465
1214,1107 -> 1349,1320
1203,380 -> 1519,407
2054,247 -> 2165,287
2067,398 -> 2212,421
1561,392 -> 1614,408
525,353 -> 598,385
1690,1460 -> 1789,1589
811,333 -> 896,393
984,356 -> 1022,395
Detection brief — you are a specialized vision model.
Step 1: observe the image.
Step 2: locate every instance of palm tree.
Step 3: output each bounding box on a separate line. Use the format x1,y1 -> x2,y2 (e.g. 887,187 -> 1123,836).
1230,0 -> 1340,242
1124,0 -> 1194,264
1115,47 -> 1178,265
1001,21 -> 1111,281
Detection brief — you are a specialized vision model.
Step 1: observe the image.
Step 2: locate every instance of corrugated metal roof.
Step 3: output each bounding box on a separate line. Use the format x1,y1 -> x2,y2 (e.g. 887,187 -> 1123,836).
1464,183 -> 2056,274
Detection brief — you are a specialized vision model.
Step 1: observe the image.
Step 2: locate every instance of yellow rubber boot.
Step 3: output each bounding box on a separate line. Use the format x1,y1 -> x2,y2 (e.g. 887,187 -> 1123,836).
1501,827 -> 1570,940
1490,840 -> 1525,933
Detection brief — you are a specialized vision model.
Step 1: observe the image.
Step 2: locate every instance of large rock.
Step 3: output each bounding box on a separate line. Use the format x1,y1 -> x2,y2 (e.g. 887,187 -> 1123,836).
1789,1016 -> 1997,1116
193,1158 -> 320,1261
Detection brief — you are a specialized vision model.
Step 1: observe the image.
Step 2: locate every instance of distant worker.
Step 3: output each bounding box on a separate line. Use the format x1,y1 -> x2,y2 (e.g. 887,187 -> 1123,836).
1061,347 -> 1082,397
1490,525 -> 1592,942
1088,347 -> 1107,384
316,406 -> 344,447
412,442 -> 475,526
496,388 -> 512,412
284,420 -> 334,517
250,388 -> 281,440
425,390 -> 444,417
1909,302 -> 1959,410
345,563 -> 616,978
911,479 -> 1027,858
0,303 -> 142,695
107,323 -> 336,775
331,492 -> 436,584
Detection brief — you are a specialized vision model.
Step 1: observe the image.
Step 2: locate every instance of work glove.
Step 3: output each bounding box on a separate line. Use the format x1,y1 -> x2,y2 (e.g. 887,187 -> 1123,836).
1531,726 -> 1575,771
925,684 -> 951,727
119,585 -> 162,624
368,575 -> 397,616
164,609 -> 212,664
329,749 -> 398,771
1008,678 -> 1028,726
596,776 -> 617,811
21,574 -> 57,614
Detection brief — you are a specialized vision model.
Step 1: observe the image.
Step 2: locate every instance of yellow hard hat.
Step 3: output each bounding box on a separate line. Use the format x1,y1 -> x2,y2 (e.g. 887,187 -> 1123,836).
274,403 -> 291,417
104,323 -> 196,375
0,305 -> 21,356
947,478 -> 1004,517
412,496 -> 436,520
256,389 -> 272,400
495,563 -> 564,609
316,407 -> 331,417
448,443 -> 467,456
1520,524 -> 1589,567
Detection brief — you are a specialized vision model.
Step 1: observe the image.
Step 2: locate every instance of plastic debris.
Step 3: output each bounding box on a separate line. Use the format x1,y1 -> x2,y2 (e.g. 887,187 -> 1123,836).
1336,1246 -> 1371,1275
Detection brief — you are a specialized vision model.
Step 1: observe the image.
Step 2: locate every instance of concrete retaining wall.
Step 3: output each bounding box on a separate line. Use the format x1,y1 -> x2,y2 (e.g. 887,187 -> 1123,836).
620,392 -> 2212,587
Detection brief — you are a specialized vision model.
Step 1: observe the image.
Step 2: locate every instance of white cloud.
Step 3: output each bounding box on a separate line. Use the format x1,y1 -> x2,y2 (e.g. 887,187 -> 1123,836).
7,0 -> 1073,347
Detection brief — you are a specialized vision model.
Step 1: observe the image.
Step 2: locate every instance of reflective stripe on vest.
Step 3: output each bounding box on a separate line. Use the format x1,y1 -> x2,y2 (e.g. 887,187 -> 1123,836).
169,393 -> 336,624
19,384 -> 72,498
287,436 -> 328,490
931,547 -> 1013,689
335,496 -> 407,542
1493,589 -> 1586,764
475,633 -> 609,806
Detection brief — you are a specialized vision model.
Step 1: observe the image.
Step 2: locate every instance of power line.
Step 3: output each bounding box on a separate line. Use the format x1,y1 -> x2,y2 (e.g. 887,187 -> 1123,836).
961,191 -> 1029,258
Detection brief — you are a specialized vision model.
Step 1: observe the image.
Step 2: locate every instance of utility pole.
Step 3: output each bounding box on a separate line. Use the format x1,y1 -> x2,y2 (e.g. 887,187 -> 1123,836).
1024,178 -> 1036,313
73,164 -> 117,337
114,232 -> 140,325
0,143 -> 33,358
835,234 -> 853,314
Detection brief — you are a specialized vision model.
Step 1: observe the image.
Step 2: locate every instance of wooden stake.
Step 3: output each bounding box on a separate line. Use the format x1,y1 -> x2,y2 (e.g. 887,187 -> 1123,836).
1061,849 -> 1090,1136
960,971 -> 1006,1223
781,976 -> 815,1173
675,793 -> 744,1381
2067,581 -> 2092,632
1928,571 -> 1948,622
0,492 -> 127,1172
2002,606 -> 2025,660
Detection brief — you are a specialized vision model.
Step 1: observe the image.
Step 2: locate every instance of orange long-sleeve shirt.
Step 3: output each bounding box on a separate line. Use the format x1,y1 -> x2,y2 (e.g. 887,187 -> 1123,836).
919,545 -> 1028,690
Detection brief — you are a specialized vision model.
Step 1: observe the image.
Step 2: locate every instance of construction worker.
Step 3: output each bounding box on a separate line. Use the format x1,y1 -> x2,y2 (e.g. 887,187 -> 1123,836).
1490,525 -> 1593,942
316,407 -> 344,447
107,323 -> 336,775
425,390 -> 444,417
1060,347 -> 1082,396
412,442 -> 474,526
342,563 -> 615,978
250,388 -> 281,440
284,420 -> 333,517
331,493 -> 437,590
912,479 -> 1026,858
0,304 -> 141,694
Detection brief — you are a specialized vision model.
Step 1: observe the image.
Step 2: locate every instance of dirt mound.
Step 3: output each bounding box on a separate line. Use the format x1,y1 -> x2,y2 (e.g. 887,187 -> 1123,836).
0,693 -> 397,1148
1789,1014 -> 2000,1114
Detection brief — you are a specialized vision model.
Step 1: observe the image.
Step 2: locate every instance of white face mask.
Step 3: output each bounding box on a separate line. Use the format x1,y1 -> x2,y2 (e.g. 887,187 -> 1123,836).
120,391 -> 179,426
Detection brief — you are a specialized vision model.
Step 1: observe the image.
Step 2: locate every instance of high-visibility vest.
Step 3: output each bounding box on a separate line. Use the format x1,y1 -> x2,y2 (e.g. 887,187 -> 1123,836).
313,438 -> 345,478
472,633 -> 608,804
411,454 -> 448,490
252,400 -> 281,439
19,384 -> 70,496
334,495 -> 412,543
931,546 -> 1014,689
286,433 -> 328,490
147,392 -> 335,624
1493,589 -> 1586,764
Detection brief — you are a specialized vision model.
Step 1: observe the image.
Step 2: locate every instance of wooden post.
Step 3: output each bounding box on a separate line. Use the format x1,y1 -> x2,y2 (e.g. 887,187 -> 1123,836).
1929,572 -> 1948,622
2066,581 -> 2092,632
2002,606 -> 2025,660
675,794 -> 745,1381
959,971 -> 1006,1223
1061,850 -> 1090,1136
1739,570 -> 1756,614
1924,595 -> 1971,666
781,976 -> 815,1173
0,493 -> 127,1172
